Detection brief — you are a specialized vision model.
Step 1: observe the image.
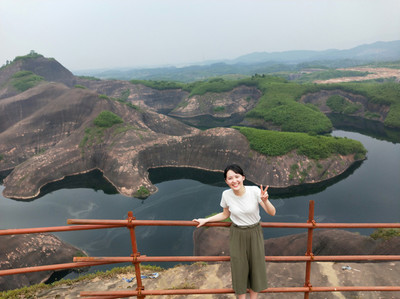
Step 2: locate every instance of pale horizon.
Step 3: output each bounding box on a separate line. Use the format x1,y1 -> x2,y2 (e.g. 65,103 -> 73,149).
1,0 -> 400,71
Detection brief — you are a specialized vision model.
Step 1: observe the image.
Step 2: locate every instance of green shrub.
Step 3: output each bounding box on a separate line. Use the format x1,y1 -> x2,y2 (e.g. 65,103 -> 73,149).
13,50 -> 44,62
186,77 -> 257,97
74,84 -> 86,89
93,111 -> 123,128
11,71 -> 44,91
77,75 -> 101,81
130,79 -> 184,90
326,95 -> 362,114
213,106 -> 225,113
384,103 -> 400,128
136,186 -> 150,198
98,94 -> 109,100
370,228 -> 400,240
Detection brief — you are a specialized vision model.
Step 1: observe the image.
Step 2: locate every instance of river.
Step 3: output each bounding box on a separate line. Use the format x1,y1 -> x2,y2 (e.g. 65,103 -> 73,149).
1,127 -> 399,275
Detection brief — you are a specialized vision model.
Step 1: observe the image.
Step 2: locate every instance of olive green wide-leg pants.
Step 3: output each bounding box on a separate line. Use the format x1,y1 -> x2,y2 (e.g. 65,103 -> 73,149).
229,223 -> 268,295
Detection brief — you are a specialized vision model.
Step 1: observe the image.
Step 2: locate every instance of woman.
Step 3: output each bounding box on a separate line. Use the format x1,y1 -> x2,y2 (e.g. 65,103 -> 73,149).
193,164 -> 276,299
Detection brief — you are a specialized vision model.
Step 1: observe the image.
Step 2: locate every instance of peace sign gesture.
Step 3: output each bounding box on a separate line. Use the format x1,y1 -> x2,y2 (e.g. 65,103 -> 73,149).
260,184 -> 269,201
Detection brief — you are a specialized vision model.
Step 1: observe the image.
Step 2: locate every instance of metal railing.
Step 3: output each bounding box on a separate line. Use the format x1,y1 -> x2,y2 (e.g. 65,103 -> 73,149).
1,200 -> 400,298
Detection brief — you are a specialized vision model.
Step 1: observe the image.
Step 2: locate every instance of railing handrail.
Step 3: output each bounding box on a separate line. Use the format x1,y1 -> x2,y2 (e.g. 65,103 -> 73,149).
1,200 -> 399,299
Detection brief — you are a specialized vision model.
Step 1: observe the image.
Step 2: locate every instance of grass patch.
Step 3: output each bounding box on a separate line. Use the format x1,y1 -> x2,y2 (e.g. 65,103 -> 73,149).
326,95 -> 362,114
234,126 -> 367,160
93,111 -> 123,128
0,265 -> 163,299
11,71 -> 44,92
370,228 -> 400,240
135,186 -> 150,198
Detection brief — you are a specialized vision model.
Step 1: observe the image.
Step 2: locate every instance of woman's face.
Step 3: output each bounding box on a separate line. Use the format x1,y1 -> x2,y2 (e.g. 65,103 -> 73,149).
225,170 -> 245,192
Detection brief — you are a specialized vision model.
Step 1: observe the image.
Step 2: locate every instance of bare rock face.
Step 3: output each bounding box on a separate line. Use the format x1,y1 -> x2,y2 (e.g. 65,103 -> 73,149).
299,89 -> 390,122
169,86 -> 262,127
0,56 -> 76,100
194,228 -> 400,257
0,233 -> 84,291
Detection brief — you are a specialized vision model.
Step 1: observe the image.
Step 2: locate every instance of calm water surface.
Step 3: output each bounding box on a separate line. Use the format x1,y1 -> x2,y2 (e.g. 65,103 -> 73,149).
1,130 -> 399,274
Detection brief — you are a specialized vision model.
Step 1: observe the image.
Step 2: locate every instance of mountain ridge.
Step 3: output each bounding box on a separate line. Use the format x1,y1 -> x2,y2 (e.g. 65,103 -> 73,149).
75,40 -> 400,81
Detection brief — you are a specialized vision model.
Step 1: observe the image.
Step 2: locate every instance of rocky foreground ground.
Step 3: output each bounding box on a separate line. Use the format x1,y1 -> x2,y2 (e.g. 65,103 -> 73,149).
33,261 -> 400,299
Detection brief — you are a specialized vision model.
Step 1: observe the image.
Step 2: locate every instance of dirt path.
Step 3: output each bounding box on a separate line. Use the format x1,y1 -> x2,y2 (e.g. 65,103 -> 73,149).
314,67 -> 400,84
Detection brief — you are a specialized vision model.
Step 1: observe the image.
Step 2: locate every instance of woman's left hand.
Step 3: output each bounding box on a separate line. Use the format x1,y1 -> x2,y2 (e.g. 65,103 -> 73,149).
260,184 -> 269,201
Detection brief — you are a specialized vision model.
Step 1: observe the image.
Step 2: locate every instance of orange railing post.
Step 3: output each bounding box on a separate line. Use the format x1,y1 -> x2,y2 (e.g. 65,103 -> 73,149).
304,200 -> 315,299
126,211 -> 145,299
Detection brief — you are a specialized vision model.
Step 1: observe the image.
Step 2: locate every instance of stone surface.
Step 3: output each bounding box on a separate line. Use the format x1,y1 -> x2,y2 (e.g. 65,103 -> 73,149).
194,228 -> 400,257
0,233 -> 85,291
32,261 -> 400,299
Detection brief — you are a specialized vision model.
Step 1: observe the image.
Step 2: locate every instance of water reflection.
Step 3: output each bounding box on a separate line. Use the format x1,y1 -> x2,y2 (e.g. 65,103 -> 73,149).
26,169 -> 118,201
328,113 -> 400,143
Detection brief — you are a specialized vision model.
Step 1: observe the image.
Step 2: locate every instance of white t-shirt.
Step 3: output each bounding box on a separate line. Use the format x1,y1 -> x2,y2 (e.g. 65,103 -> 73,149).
220,185 -> 262,226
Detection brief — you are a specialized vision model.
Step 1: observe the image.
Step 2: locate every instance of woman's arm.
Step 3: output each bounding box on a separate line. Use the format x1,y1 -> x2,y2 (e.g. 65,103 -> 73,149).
260,199 -> 276,216
260,184 -> 276,216
192,208 -> 231,227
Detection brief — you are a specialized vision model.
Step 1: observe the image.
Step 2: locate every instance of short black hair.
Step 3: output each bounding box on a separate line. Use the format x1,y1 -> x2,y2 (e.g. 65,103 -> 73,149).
224,164 -> 244,180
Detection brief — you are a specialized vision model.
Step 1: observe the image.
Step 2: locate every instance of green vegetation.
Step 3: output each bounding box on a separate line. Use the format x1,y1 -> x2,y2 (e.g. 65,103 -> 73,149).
130,79 -> 185,90
136,186 -> 150,198
98,94 -> 109,100
326,95 -> 362,114
213,106 -> 225,113
130,75 -> 400,130
370,228 -> 400,240
77,75 -> 101,81
0,265 -> 163,299
321,82 -> 400,128
13,50 -> 44,62
234,126 -> 367,160
0,154 -> 3,161
186,77 -> 257,97
128,73 -> 400,130
93,111 -> 123,128
74,84 -> 86,89
245,78 -> 333,134
11,71 -> 44,92
118,89 -> 130,101
80,111 -> 124,151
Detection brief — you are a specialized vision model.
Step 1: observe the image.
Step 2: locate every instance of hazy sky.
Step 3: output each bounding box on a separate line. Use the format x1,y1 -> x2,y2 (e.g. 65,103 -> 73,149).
1,0 -> 399,71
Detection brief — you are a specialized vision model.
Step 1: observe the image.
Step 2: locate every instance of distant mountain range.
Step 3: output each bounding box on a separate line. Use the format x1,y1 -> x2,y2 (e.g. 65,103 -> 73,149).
231,40 -> 400,64
76,40 -> 400,82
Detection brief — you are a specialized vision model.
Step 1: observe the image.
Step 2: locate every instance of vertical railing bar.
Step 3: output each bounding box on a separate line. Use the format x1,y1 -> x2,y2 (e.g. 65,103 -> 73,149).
127,211 -> 145,299
304,200 -> 315,299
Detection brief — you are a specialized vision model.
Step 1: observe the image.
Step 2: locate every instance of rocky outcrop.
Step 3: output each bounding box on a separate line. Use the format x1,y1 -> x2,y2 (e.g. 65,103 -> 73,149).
194,228 -> 400,257
76,78 -> 189,114
0,233 -> 85,291
299,89 -> 390,122
0,56 -> 76,100
169,86 -> 262,127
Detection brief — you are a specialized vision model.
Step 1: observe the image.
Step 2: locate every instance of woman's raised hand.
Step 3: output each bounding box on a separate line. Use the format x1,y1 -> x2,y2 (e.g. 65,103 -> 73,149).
260,184 -> 269,201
